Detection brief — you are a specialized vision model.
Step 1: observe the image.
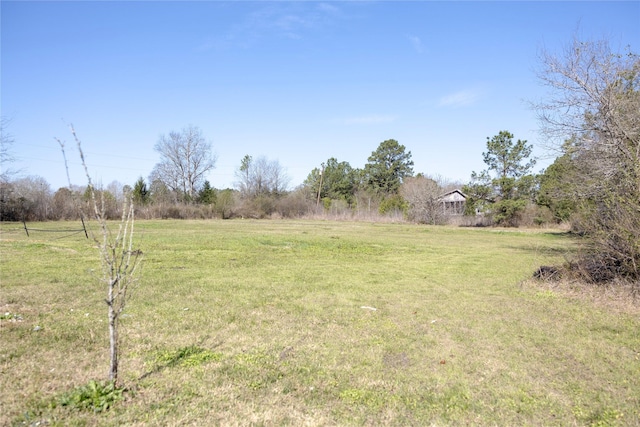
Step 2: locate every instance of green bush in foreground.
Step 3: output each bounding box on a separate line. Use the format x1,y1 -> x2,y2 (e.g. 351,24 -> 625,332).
57,380 -> 124,413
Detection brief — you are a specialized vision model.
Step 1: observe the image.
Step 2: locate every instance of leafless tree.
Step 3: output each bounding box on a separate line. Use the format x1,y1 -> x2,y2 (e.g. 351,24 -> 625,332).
57,126 -> 142,386
0,116 -> 17,182
534,36 -> 639,281
401,175 -> 446,225
10,176 -> 53,220
52,187 -> 78,220
535,38 -> 638,158
234,155 -> 290,197
151,125 -> 217,202
267,158 -> 290,196
106,180 -> 125,211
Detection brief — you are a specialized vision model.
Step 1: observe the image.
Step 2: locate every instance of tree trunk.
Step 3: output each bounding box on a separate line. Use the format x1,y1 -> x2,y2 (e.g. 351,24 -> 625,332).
108,283 -> 118,385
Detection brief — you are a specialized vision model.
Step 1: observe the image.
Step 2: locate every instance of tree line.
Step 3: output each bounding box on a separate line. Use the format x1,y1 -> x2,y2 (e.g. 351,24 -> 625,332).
0,128 -> 561,226
0,134 -> 444,222
0,114 -> 564,226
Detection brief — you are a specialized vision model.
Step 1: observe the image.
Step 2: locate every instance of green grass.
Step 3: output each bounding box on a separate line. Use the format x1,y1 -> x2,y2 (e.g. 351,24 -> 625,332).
1,220 -> 638,425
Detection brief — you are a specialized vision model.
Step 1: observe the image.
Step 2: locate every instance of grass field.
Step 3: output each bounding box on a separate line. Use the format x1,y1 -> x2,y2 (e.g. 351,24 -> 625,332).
1,220 -> 639,426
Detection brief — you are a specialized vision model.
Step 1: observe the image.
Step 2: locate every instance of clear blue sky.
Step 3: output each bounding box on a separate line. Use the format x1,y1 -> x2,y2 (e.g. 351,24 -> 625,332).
2,1 -> 639,191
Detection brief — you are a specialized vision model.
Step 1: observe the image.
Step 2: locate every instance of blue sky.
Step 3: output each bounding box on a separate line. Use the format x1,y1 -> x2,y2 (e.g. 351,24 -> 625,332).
2,1 -> 639,191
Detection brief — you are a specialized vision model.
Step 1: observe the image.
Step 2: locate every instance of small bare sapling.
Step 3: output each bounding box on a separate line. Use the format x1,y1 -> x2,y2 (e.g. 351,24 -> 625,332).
56,125 -> 142,386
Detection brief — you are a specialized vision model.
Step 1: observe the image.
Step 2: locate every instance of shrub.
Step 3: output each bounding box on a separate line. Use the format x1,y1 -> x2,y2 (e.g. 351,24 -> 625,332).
378,194 -> 408,216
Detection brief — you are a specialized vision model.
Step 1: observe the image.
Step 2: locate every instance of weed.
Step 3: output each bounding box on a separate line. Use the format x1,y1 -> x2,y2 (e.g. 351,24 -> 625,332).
574,405 -> 625,427
339,387 -> 387,409
0,312 -> 23,321
56,380 -> 123,413
154,345 -> 223,368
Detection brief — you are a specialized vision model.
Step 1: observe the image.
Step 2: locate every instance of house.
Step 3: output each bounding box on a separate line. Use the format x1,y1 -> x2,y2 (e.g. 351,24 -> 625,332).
439,189 -> 467,215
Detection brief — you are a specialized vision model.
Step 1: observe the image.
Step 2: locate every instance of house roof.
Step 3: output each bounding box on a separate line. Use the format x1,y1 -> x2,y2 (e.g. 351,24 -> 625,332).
438,189 -> 467,202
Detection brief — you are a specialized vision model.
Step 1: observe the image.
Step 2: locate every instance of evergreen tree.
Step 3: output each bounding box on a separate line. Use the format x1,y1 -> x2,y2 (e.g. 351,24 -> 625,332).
198,180 -> 216,205
464,131 -> 536,225
132,177 -> 149,205
363,139 -> 414,195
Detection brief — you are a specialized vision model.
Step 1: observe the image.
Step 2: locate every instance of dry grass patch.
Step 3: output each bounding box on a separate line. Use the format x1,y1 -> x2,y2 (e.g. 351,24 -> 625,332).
1,220 -> 639,425
524,277 -> 640,316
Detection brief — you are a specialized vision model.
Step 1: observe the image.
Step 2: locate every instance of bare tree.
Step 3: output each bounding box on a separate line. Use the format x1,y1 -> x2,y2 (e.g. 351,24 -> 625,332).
267,158 -> 290,196
106,180 -> 125,211
534,36 -> 639,281
151,125 -> 216,202
401,175 -> 446,225
535,38 -> 639,190
535,38 -> 639,158
234,155 -> 290,197
1,116 -> 17,182
57,126 -> 142,386
10,176 -> 53,220
52,187 -> 78,220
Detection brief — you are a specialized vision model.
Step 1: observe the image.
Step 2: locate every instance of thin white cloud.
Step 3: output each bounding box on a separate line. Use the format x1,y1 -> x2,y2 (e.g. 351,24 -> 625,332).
275,14 -> 309,33
438,89 -> 483,107
317,3 -> 340,15
407,35 -> 423,54
344,115 -> 397,125
197,3 -> 343,51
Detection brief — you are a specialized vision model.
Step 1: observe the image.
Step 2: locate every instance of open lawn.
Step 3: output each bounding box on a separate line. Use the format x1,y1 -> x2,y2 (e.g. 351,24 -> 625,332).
1,220 -> 639,426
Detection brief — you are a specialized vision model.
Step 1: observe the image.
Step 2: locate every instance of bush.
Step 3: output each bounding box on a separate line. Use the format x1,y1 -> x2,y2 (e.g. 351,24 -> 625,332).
236,195 -> 277,219
492,199 -> 527,227
378,194 -> 408,216
578,194 -> 640,282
